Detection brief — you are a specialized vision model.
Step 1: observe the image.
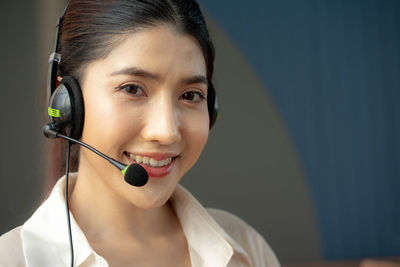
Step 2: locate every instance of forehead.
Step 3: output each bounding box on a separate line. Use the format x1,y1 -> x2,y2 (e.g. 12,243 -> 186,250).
88,25 -> 207,78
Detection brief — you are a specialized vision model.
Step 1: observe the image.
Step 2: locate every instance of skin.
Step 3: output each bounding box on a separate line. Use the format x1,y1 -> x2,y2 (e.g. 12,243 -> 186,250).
68,24 -> 210,266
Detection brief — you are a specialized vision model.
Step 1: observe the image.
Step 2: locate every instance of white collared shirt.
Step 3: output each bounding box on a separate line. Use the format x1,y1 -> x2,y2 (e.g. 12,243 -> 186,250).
0,174 -> 280,267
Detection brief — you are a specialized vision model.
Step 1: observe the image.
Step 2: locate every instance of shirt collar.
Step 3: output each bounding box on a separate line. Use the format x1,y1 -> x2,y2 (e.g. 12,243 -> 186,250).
21,174 -> 251,266
21,174 -> 94,266
170,185 -> 252,266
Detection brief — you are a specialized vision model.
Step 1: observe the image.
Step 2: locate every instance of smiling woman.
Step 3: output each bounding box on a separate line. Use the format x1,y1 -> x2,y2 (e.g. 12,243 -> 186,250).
0,1 -> 280,266
76,25 -> 210,209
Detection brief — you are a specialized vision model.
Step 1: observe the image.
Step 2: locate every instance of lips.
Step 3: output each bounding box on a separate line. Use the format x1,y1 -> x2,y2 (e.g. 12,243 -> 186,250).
124,152 -> 177,178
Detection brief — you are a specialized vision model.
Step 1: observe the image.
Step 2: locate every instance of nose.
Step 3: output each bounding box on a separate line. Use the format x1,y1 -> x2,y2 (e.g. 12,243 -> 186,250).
141,94 -> 181,145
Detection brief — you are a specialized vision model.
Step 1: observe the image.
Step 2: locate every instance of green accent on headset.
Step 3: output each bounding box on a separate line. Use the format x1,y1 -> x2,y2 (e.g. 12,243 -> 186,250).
121,165 -> 129,176
48,107 -> 61,118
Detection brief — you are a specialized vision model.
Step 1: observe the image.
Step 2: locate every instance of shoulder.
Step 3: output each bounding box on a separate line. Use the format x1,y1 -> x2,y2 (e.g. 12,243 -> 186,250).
0,226 -> 26,267
207,208 -> 281,267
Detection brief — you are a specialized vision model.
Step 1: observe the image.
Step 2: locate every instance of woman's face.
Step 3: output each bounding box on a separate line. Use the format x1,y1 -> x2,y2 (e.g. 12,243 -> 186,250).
78,25 -> 209,208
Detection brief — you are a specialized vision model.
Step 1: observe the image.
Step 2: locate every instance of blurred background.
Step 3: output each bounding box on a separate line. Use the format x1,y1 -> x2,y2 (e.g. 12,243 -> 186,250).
0,0 -> 399,265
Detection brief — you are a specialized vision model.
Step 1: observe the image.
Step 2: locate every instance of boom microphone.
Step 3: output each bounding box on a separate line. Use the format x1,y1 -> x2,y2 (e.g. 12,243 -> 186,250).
43,124 -> 148,187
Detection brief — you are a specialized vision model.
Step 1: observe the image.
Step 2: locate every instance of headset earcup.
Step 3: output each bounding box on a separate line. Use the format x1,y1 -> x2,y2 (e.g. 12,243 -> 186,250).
60,76 -> 84,139
208,83 -> 219,128
48,76 -> 84,139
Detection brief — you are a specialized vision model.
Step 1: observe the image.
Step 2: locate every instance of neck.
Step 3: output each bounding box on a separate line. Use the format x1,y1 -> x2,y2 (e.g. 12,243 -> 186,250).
69,163 -> 179,243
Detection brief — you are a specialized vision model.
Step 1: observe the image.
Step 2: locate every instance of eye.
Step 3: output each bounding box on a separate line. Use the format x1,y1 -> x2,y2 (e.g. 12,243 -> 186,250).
180,91 -> 205,103
116,83 -> 146,97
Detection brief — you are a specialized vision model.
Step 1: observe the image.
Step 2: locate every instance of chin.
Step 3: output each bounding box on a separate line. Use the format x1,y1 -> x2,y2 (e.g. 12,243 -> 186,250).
128,186 -> 173,210
133,195 -> 170,210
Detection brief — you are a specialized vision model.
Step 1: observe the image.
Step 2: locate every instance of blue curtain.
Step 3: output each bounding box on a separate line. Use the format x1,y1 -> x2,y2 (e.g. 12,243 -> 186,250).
200,0 -> 400,259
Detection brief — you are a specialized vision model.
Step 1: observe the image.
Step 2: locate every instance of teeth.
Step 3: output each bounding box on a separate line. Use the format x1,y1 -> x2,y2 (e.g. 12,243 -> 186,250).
149,158 -> 158,167
128,153 -> 172,168
135,155 -> 143,163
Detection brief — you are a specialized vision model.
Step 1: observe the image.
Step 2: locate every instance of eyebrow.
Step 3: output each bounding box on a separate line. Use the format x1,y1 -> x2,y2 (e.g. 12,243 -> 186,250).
182,75 -> 208,85
110,66 -> 208,85
110,67 -> 159,80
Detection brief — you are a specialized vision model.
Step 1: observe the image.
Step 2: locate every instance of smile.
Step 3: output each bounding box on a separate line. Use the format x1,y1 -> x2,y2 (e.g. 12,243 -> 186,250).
128,153 -> 172,168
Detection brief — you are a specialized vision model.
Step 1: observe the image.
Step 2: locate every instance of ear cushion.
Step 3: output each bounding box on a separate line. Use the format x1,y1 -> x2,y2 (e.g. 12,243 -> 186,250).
59,76 -> 85,139
208,82 -> 219,128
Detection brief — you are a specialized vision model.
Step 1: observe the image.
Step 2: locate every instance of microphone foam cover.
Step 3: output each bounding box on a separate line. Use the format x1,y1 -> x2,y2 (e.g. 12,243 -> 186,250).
124,164 -> 149,187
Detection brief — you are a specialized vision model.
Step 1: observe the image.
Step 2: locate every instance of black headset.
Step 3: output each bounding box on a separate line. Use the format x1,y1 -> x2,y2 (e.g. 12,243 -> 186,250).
46,4 -> 219,139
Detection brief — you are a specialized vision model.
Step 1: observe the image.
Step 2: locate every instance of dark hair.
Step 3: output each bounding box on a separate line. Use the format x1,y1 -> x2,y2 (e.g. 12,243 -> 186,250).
45,0 -> 215,191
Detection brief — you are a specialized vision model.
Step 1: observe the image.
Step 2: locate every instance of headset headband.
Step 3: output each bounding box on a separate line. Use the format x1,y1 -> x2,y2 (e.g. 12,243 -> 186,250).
46,3 -> 68,103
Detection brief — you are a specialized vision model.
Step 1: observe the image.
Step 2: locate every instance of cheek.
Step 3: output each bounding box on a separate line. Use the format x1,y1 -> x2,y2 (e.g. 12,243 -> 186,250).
181,110 -> 209,165
81,89 -> 128,147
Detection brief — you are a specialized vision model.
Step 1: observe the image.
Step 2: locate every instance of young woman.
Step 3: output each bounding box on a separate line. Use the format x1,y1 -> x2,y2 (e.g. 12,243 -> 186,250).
0,1 -> 280,266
